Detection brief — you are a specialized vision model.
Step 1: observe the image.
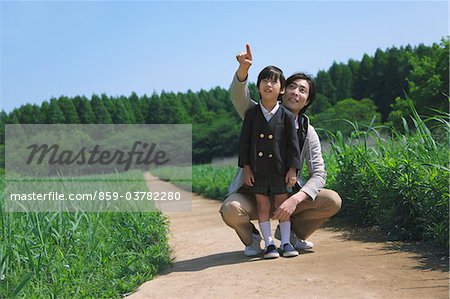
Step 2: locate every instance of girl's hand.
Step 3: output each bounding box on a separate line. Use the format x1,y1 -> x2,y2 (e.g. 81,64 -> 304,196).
285,168 -> 297,188
243,165 -> 255,186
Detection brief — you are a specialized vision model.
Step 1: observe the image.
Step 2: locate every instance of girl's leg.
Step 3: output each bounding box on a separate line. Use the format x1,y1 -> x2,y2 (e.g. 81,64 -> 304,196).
274,193 -> 291,246
275,193 -> 299,257
255,194 -> 274,247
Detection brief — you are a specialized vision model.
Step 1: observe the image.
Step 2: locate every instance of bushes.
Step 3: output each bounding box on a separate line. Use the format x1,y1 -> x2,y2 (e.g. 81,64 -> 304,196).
192,164 -> 237,200
185,104 -> 449,251
151,164 -> 236,201
324,105 -> 448,250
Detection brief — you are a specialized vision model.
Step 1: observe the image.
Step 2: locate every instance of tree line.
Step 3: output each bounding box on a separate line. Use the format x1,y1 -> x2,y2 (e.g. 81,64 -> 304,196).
311,38 -> 448,119
0,38 -> 448,164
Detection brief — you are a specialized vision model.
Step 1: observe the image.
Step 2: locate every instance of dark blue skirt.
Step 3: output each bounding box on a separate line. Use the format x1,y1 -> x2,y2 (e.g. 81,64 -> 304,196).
251,172 -> 290,195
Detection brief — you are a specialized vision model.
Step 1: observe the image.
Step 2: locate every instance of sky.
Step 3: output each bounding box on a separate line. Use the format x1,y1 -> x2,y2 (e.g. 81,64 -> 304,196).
1,0 -> 448,113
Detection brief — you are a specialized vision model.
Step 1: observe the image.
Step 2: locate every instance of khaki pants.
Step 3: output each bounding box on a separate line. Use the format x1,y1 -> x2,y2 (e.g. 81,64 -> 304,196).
219,189 -> 342,246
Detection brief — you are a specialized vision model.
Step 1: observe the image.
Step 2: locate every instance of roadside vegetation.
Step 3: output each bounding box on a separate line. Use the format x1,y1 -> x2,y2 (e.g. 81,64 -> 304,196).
0,172 -> 170,298
186,105 -> 449,251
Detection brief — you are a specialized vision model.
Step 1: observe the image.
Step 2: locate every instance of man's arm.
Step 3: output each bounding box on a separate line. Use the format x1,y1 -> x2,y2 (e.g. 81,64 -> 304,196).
299,125 -> 326,200
284,111 -> 301,189
238,109 -> 253,168
231,44 -> 258,120
238,109 -> 255,187
284,110 -> 301,171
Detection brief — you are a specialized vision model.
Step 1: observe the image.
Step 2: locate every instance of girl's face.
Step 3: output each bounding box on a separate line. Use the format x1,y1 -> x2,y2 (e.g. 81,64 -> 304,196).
282,79 -> 310,115
258,77 -> 284,101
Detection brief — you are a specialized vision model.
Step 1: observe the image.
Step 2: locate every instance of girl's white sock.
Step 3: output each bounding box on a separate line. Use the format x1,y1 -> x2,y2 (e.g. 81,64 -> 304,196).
259,221 -> 274,247
279,221 -> 291,245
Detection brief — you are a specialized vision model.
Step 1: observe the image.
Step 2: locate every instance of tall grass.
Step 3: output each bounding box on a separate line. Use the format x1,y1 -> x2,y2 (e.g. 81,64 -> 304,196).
181,101 -> 448,251
151,164 -> 237,201
0,171 -> 170,298
192,164 -> 237,200
323,101 -> 448,249
146,101 -> 449,252
150,166 -> 192,191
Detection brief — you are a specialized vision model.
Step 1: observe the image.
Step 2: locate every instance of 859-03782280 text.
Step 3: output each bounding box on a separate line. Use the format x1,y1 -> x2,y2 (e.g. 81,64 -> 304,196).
9,191 -> 182,201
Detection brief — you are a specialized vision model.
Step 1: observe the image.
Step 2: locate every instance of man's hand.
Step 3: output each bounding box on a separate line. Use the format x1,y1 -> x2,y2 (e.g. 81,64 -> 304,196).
235,44 -> 252,81
243,165 -> 254,186
273,191 -> 310,222
236,44 -> 253,67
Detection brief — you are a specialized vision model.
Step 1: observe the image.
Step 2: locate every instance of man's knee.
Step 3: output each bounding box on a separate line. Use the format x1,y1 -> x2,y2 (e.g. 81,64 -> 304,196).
294,189 -> 342,220
220,192 -> 255,225
322,189 -> 342,216
220,193 -> 257,245
330,190 -> 342,214
219,198 -> 246,228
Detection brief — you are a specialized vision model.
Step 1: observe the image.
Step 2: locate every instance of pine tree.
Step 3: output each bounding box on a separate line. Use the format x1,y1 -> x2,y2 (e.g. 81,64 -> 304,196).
329,62 -> 353,101
47,98 -> 66,123
408,38 -> 449,114
354,54 -> 373,100
74,96 -> 96,124
17,104 -> 41,123
129,92 -> 145,124
315,70 -> 336,104
370,49 -> 389,120
110,98 -> 134,124
57,96 -> 80,123
0,110 -> 7,143
91,94 -> 113,124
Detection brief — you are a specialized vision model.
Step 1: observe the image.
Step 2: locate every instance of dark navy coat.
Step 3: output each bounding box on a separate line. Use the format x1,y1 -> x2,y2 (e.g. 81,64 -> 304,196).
238,104 -> 300,175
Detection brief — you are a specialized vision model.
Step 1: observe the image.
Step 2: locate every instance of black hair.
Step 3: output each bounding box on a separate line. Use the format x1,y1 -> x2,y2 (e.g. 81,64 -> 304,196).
256,66 -> 286,101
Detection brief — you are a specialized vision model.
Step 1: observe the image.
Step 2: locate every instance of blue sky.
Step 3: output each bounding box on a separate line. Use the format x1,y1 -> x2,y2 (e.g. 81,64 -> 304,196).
1,1 -> 448,113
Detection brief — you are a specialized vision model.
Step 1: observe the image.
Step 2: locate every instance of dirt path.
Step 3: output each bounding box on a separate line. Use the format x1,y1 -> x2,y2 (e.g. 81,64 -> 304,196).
126,173 -> 448,299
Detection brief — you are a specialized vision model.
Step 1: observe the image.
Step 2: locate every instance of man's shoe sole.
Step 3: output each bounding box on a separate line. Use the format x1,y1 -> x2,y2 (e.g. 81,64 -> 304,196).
281,250 -> 299,257
244,250 -> 262,257
263,252 -> 280,259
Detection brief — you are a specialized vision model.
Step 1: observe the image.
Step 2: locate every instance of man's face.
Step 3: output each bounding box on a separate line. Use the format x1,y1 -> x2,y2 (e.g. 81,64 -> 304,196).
282,79 -> 310,115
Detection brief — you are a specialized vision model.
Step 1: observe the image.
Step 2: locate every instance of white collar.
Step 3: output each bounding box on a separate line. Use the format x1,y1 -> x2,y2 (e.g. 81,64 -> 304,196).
260,101 -> 280,116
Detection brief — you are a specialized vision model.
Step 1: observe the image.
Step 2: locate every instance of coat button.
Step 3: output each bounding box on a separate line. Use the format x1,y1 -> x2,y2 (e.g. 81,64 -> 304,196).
259,133 -> 265,138
258,152 -> 263,157
268,154 -> 273,158
268,134 -> 273,139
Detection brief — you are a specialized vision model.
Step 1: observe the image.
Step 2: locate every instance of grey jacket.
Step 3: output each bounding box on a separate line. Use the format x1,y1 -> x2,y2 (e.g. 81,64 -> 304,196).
227,73 -> 326,200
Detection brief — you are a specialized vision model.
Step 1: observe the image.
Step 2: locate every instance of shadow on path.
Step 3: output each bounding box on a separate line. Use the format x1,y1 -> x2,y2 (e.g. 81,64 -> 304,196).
161,249 -> 315,274
161,251 -> 261,273
323,217 -> 449,273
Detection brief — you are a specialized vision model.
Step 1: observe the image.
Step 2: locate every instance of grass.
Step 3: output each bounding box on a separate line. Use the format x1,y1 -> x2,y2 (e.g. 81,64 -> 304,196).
2,100 -> 447,296
0,170 -> 171,298
157,101 -> 449,251
150,165 -> 192,192
150,164 -> 237,201
323,101 -> 449,250
192,164 -> 236,200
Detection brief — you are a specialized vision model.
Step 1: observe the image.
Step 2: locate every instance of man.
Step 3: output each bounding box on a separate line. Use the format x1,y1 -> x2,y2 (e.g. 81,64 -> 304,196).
220,44 -> 342,256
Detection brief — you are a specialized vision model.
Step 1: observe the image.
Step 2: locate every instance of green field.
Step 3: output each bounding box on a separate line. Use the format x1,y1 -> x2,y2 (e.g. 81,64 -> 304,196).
0,170 -> 170,298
